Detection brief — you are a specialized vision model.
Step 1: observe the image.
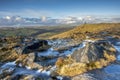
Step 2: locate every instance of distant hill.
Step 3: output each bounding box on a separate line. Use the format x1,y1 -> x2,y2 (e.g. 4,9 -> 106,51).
0,26 -> 74,39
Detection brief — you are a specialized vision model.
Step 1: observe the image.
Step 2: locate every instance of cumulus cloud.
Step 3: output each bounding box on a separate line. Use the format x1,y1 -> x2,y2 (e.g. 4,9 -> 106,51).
41,16 -> 47,22
5,16 -> 11,20
0,11 -> 120,27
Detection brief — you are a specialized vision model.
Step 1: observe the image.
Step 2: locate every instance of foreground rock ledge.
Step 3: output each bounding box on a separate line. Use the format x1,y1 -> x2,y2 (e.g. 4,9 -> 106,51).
56,40 -> 116,76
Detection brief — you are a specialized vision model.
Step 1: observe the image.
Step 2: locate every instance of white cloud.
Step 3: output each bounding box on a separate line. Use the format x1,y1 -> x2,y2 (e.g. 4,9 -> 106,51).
15,17 -> 21,21
5,16 -> 11,20
77,17 -> 83,20
86,16 -> 91,18
41,16 -> 47,22
66,21 -> 76,24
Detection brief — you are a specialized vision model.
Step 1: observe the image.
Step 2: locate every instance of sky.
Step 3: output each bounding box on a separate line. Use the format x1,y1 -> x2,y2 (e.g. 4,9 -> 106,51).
0,0 -> 120,18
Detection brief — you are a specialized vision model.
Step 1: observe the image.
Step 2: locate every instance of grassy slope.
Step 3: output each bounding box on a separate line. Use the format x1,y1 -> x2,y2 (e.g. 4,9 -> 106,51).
53,23 -> 120,76
50,23 -> 120,40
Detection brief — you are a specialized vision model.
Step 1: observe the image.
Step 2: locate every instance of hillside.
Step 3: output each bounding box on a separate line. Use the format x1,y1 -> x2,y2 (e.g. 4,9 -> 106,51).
0,26 -> 74,39
50,23 -> 120,41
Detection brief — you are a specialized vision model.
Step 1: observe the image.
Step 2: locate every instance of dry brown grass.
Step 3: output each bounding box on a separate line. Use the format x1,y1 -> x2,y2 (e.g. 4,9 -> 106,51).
103,51 -> 116,62
109,47 -> 116,52
56,56 -> 75,68
0,47 -> 28,64
56,51 -> 116,76
50,23 -> 120,40
59,62 -> 87,76
16,54 -> 28,66
0,50 -> 19,62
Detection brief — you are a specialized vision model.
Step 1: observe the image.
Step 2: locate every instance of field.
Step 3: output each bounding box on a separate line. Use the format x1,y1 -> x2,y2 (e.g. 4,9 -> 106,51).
0,26 -> 74,39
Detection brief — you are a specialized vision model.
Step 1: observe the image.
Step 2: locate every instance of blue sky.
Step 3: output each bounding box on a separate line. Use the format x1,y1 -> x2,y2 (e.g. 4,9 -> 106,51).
0,0 -> 120,18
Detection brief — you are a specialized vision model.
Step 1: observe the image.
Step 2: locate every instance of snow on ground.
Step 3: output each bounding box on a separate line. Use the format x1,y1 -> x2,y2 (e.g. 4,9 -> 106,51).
114,45 -> 120,52
1,61 -> 16,68
38,48 -> 59,57
104,64 -> 120,80
114,42 -> 120,60
25,66 -> 31,70
117,55 -> 120,61
2,39 -> 120,80
105,64 -> 120,74
18,63 -> 22,67
41,70 -> 50,75
116,42 -> 120,45
39,39 -> 94,57
57,76 -> 63,80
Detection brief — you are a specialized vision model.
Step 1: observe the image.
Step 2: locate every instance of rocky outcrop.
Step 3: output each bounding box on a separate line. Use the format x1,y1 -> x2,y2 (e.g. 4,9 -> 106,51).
0,36 -> 119,79
71,40 -> 116,63
16,52 -> 43,69
15,40 -> 50,54
56,40 -> 117,76
0,37 -> 50,62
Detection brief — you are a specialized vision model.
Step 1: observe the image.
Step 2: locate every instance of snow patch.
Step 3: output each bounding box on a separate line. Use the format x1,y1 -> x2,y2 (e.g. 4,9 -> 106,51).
8,67 -> 15,72
36,69 -> 42,73
116,42 -> 120,45
1,61 -> 16,68
117,55 -> 120,61
39,40 -> 94,57
57,76 -> 63,80
114,46 -> 120,52
84,40 -> 95,43
105,64 -> 120,74
80,42 -> 86,48
50,66 -> 56,71
36,69 -> 50,75
18,63 -> 22,67
38,48 -> 59,57
41,70 -> 50,75
25,66 -> 31,70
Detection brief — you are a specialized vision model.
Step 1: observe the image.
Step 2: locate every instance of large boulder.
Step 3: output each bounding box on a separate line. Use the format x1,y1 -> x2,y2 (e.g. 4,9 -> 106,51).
16,52 -> 42,69
71,40 -> 116,63
26,53 -> 42,69
15,40 -> 50,54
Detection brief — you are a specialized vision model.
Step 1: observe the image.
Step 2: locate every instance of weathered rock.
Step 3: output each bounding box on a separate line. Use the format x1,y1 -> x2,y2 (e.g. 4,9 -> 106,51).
35,55 -> 58,62
71,73 -> 97,80
19,53 -> 42,69
27,52 -> 36,62
56,40 -> 117,76
71,40 -> 116,63
0,67 -> 15,79
105,37 -> 120,45
0,37 -> 50,63
11,74 -> 43,80
15,40 -> 50,54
